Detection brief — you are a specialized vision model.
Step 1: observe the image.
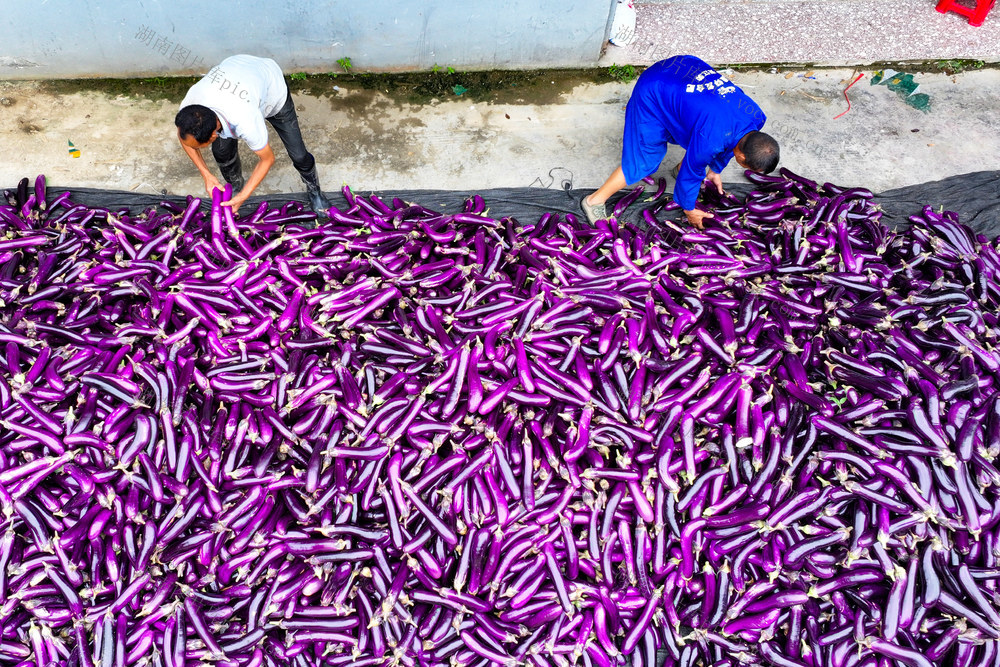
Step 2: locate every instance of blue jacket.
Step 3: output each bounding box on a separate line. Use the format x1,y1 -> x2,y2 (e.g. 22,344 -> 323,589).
622,55 -> 766,211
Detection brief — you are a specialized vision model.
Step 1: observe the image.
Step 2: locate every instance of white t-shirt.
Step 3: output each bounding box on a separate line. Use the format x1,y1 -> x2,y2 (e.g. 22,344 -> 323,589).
179,55 -> 288,151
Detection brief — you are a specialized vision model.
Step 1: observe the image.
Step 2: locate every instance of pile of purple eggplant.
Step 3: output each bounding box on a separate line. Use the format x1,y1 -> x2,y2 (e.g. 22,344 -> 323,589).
1,169 -> 999,667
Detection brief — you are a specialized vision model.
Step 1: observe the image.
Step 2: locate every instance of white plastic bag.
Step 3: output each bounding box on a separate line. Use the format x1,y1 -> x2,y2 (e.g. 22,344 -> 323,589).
608,0 -> 637,46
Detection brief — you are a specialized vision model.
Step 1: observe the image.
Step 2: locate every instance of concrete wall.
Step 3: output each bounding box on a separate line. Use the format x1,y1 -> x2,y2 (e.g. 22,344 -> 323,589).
0,0 -> 614,79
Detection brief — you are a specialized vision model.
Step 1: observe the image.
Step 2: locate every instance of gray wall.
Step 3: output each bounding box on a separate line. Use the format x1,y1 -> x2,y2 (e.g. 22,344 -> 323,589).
0,1 -> 614,79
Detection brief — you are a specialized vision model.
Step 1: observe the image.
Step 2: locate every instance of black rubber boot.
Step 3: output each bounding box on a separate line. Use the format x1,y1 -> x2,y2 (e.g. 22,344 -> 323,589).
301,166 -> 331,218
217,153 -> 245,193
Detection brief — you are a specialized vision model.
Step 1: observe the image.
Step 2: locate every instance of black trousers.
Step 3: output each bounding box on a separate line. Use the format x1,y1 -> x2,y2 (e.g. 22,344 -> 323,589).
211,91 -> 316,184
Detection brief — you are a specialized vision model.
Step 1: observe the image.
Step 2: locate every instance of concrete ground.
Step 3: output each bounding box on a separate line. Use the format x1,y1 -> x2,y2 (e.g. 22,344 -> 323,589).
0,64 -> 997,204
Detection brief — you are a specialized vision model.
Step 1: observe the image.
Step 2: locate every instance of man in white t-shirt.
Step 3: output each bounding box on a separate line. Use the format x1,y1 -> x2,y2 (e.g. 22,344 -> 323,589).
175,54 -> 331,216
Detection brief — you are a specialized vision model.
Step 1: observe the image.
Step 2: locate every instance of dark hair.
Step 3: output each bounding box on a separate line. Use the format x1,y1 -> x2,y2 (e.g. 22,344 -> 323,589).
740,131 -> 779,174
175,104 -> 218,144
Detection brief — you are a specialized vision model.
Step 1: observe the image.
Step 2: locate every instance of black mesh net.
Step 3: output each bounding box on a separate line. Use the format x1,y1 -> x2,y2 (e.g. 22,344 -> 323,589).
22,169 -> 1000,236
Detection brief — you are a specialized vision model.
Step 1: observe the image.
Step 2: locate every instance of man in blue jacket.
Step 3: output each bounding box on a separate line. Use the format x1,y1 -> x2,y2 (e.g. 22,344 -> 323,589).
582,55 -> 779,229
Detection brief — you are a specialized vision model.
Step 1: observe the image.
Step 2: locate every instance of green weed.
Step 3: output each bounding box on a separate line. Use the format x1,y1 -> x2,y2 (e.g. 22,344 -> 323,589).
934,59 -> 986,74
608,63 -> 638,83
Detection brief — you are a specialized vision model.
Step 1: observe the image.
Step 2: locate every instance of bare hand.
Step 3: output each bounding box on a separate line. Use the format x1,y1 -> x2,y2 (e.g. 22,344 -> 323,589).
706,170 -> 724,195
222,192 -> 248,213
204,175 -> 224,197
685,209 -> 715,230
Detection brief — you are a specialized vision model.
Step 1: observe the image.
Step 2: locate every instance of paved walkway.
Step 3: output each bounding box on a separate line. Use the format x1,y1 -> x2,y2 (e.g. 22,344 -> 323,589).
601,0 -> 1000,66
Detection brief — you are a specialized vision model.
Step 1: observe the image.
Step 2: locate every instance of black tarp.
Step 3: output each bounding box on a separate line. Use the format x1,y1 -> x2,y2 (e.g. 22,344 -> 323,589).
25,170 -> 1000,235
875,170 -> 1000,233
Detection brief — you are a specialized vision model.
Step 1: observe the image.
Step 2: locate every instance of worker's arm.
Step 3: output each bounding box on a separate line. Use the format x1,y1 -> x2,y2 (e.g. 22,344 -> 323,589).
673,151 -> 715,230
222,144 -> 275,212
705,168 -> 724,196
179,139 -> 224,196
684,166 -> 725,230
677,136 -> 733,229
708,151 -> 731,178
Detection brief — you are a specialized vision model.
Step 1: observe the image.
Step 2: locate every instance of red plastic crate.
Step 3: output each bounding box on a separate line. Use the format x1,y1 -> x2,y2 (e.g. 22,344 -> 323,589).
936,0 -> 996,26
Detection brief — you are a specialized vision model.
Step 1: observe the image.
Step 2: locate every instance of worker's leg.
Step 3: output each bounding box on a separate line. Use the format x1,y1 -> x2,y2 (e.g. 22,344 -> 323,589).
585,166 -> 627,207
211,137 -> 244,191
267,92 -> 330,216
584,72 -> 666,223
580,166 -> 627,224
267,92 -> 315,177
